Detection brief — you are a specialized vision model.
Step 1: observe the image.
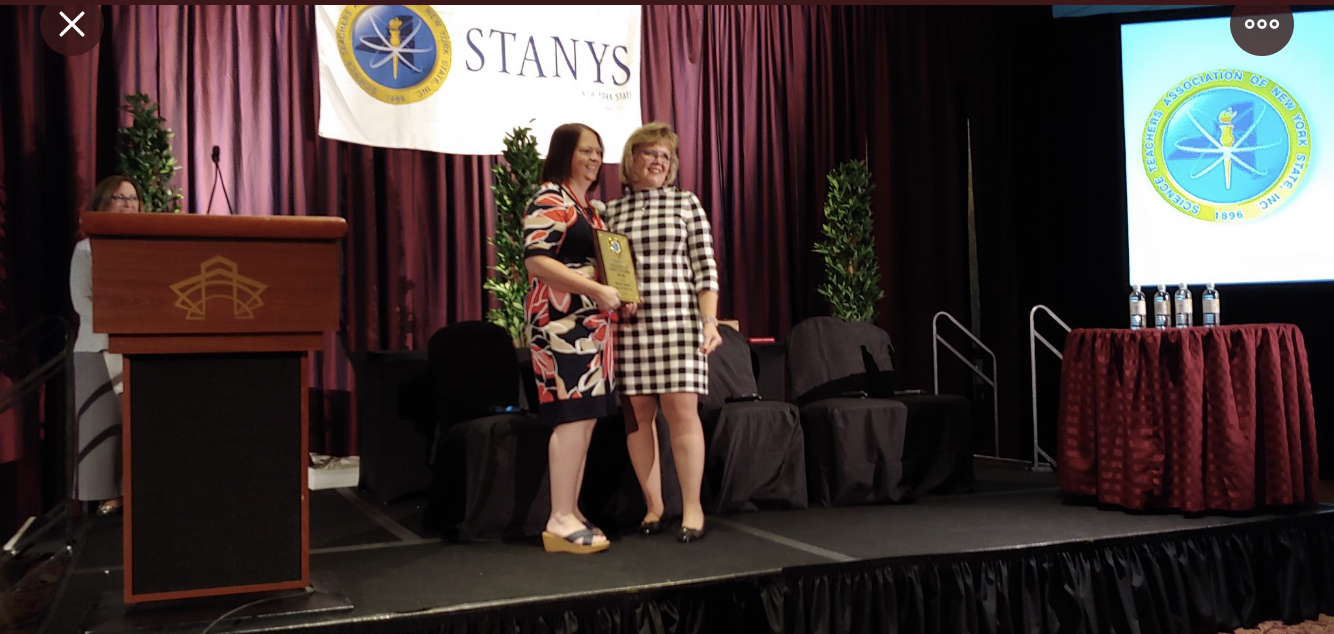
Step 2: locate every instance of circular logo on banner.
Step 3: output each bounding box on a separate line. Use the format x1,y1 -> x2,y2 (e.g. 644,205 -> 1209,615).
337,5 -> 451,105
1142,70 -> 1310,223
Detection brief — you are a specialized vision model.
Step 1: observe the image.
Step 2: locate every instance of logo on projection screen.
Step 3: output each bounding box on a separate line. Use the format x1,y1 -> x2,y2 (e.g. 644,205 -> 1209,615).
337,5 -> 452,105
1141,70 -> 1310,223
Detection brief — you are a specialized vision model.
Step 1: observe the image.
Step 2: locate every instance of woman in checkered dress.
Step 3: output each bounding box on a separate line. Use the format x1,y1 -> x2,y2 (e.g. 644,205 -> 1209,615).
604,122 -> 721,542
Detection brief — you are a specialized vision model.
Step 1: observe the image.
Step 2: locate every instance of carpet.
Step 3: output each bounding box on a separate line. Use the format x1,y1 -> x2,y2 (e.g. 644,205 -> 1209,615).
1229,615 -> 1334,634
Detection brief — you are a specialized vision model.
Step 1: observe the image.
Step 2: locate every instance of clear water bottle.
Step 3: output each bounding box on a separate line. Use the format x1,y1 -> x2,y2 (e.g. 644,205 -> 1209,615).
1202,283 -> 1220,327
1152,284 -> 1170,329
1173,283 -> 1193,328
1128,285 -> 1146,330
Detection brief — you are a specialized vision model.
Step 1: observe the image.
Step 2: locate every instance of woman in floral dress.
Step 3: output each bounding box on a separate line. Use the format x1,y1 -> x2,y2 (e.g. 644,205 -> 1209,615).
523,123 -> 626,554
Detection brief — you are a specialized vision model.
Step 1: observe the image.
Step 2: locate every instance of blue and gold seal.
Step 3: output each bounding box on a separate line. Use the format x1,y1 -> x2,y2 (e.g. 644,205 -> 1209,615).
336,5 -> 451,104
1141,70 -> 1310,222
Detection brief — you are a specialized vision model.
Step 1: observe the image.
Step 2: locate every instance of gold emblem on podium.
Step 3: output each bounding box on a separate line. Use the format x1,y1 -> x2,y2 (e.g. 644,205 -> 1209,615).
169,256 -> 269,320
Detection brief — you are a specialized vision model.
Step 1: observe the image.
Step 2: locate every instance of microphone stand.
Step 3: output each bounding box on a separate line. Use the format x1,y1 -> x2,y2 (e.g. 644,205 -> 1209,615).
204,145 -> 235,215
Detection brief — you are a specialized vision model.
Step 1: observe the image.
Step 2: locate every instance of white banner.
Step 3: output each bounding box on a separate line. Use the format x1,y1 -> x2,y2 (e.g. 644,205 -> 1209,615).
316,5 -> 643,157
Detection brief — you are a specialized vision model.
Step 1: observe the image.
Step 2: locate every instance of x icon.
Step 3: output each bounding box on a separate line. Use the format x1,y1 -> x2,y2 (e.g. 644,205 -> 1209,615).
40,5 -> 102,55
59,11 -> 85,37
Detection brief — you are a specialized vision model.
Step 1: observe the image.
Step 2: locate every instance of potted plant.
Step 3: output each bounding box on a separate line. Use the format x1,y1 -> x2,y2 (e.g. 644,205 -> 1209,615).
485,126 -> 543,347
115,93 -> 183,213
813,159 -> 883,322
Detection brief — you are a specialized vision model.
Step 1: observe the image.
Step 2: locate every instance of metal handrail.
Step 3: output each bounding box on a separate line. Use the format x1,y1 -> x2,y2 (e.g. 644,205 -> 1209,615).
1027,305 -> 1068,471
1,315 -> 77,560
931,311 -> 1000,460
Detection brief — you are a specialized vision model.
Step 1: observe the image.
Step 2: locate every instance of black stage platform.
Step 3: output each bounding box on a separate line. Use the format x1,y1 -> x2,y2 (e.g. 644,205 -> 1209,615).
45,463 -> 1334,634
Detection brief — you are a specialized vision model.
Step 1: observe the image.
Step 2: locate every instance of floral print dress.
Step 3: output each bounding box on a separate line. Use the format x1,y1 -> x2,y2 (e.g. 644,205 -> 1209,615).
522,182 -> 619,426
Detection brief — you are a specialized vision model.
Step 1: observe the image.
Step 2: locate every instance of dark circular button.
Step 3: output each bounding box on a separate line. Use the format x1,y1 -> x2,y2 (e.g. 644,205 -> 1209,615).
40,5 -> 103,57
1231,5 -> 1294,57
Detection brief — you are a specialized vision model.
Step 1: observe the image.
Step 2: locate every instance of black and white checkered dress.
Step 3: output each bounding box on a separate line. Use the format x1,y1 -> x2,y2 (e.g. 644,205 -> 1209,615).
604,186 -> 720,395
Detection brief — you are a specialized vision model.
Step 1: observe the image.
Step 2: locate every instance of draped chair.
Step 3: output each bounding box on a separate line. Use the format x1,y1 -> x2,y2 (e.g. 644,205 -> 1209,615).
700,326 -> 807,512
421,321 -> 551,542
787,317 -> 912,506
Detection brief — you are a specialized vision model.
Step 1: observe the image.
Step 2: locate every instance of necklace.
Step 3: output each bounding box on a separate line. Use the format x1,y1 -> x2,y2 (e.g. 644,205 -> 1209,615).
636,186 -> 660,214
561,182 -> 590,211
561,182 -> 603,229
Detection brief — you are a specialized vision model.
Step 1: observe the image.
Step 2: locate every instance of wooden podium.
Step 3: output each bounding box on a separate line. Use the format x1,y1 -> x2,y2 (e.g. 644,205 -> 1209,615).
83,212 -> 347,604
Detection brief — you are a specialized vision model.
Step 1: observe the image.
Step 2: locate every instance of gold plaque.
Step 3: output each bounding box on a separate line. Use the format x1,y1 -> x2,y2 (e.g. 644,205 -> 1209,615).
593,230 -> 640,304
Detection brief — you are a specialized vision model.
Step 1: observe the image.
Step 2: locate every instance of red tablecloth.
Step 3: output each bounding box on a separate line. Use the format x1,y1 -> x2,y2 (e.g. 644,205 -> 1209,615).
1056,324 -> 1318,512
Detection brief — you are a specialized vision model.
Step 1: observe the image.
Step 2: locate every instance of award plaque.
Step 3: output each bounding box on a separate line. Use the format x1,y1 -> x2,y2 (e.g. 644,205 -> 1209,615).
593,229 -> 640,304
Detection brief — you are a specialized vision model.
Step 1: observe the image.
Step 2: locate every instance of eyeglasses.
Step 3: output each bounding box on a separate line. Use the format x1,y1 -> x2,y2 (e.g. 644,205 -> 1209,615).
110,195 -> 139,204
637,149 -> 672,164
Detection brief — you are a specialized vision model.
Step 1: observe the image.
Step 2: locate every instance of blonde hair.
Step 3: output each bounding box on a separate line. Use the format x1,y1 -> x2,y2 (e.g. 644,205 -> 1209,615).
618,122 -> 680,186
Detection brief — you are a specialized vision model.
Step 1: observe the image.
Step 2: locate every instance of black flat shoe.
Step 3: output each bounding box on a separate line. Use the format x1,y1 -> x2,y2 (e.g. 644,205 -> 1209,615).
677,526 -> 706,543
639,520 -> 662,536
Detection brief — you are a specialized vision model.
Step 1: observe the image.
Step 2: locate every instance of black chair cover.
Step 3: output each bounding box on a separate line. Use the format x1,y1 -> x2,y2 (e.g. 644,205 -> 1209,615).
350,350 -> 433,504
789,317 -> 897,405
422,321 -> 551,542
788,317 -> 910,506
701,326 -> 759,409
424,411 -> 550,542
701,327 -> 807,513
894,393 -> 975,495
426,321 -> 524,426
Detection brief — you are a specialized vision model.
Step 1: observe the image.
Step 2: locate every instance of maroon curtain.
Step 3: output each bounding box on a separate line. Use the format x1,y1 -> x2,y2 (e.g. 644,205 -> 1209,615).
0,5 -> 113,531
861,6 -> 977,392
0,5 -> 1044,530
642,7 -> 863,338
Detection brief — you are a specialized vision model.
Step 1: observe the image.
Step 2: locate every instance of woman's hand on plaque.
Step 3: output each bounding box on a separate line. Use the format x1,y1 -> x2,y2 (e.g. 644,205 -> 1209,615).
592,284 -> 623,313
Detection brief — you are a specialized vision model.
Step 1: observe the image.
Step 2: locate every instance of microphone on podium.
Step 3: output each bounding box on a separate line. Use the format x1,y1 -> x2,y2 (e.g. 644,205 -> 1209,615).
204,144 -> 235,215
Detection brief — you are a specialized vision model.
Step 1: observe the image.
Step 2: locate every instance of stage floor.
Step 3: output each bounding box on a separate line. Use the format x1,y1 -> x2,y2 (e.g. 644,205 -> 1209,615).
47,463 -> 1334,633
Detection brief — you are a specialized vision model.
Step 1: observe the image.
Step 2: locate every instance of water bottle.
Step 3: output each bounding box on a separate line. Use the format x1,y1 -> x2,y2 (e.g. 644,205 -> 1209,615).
1152,284 -> 1170,329
1128,285 -> 1146,330
1202,283 -> 1220,327
1173,283 -> 1193,328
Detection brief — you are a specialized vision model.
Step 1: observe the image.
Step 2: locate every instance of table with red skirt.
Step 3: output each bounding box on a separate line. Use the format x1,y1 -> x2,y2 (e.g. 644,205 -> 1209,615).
1056,323 -> 1319,512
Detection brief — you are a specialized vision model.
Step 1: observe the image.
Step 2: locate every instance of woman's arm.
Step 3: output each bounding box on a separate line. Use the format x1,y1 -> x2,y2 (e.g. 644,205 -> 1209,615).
697,290 -> 722,354
69,241 -> 93,324
683,192 -> 723,353
688,193 -> 720,355
697,290 -> 719,323
684,192 -> 720,297
525,255 -> 623,312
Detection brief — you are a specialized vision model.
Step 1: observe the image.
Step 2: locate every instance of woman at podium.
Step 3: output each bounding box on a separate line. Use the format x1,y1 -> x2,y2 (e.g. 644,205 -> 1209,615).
69,176 -> 143,516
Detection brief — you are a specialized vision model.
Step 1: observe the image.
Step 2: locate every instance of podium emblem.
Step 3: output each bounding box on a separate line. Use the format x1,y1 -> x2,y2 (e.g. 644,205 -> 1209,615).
169,256 -> 269,320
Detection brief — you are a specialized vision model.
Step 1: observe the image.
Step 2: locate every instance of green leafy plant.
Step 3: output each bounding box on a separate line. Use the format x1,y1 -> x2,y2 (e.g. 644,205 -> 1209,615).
813,159 -> 884,322
485,126 -> 543,346
115,93 -> 183,213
